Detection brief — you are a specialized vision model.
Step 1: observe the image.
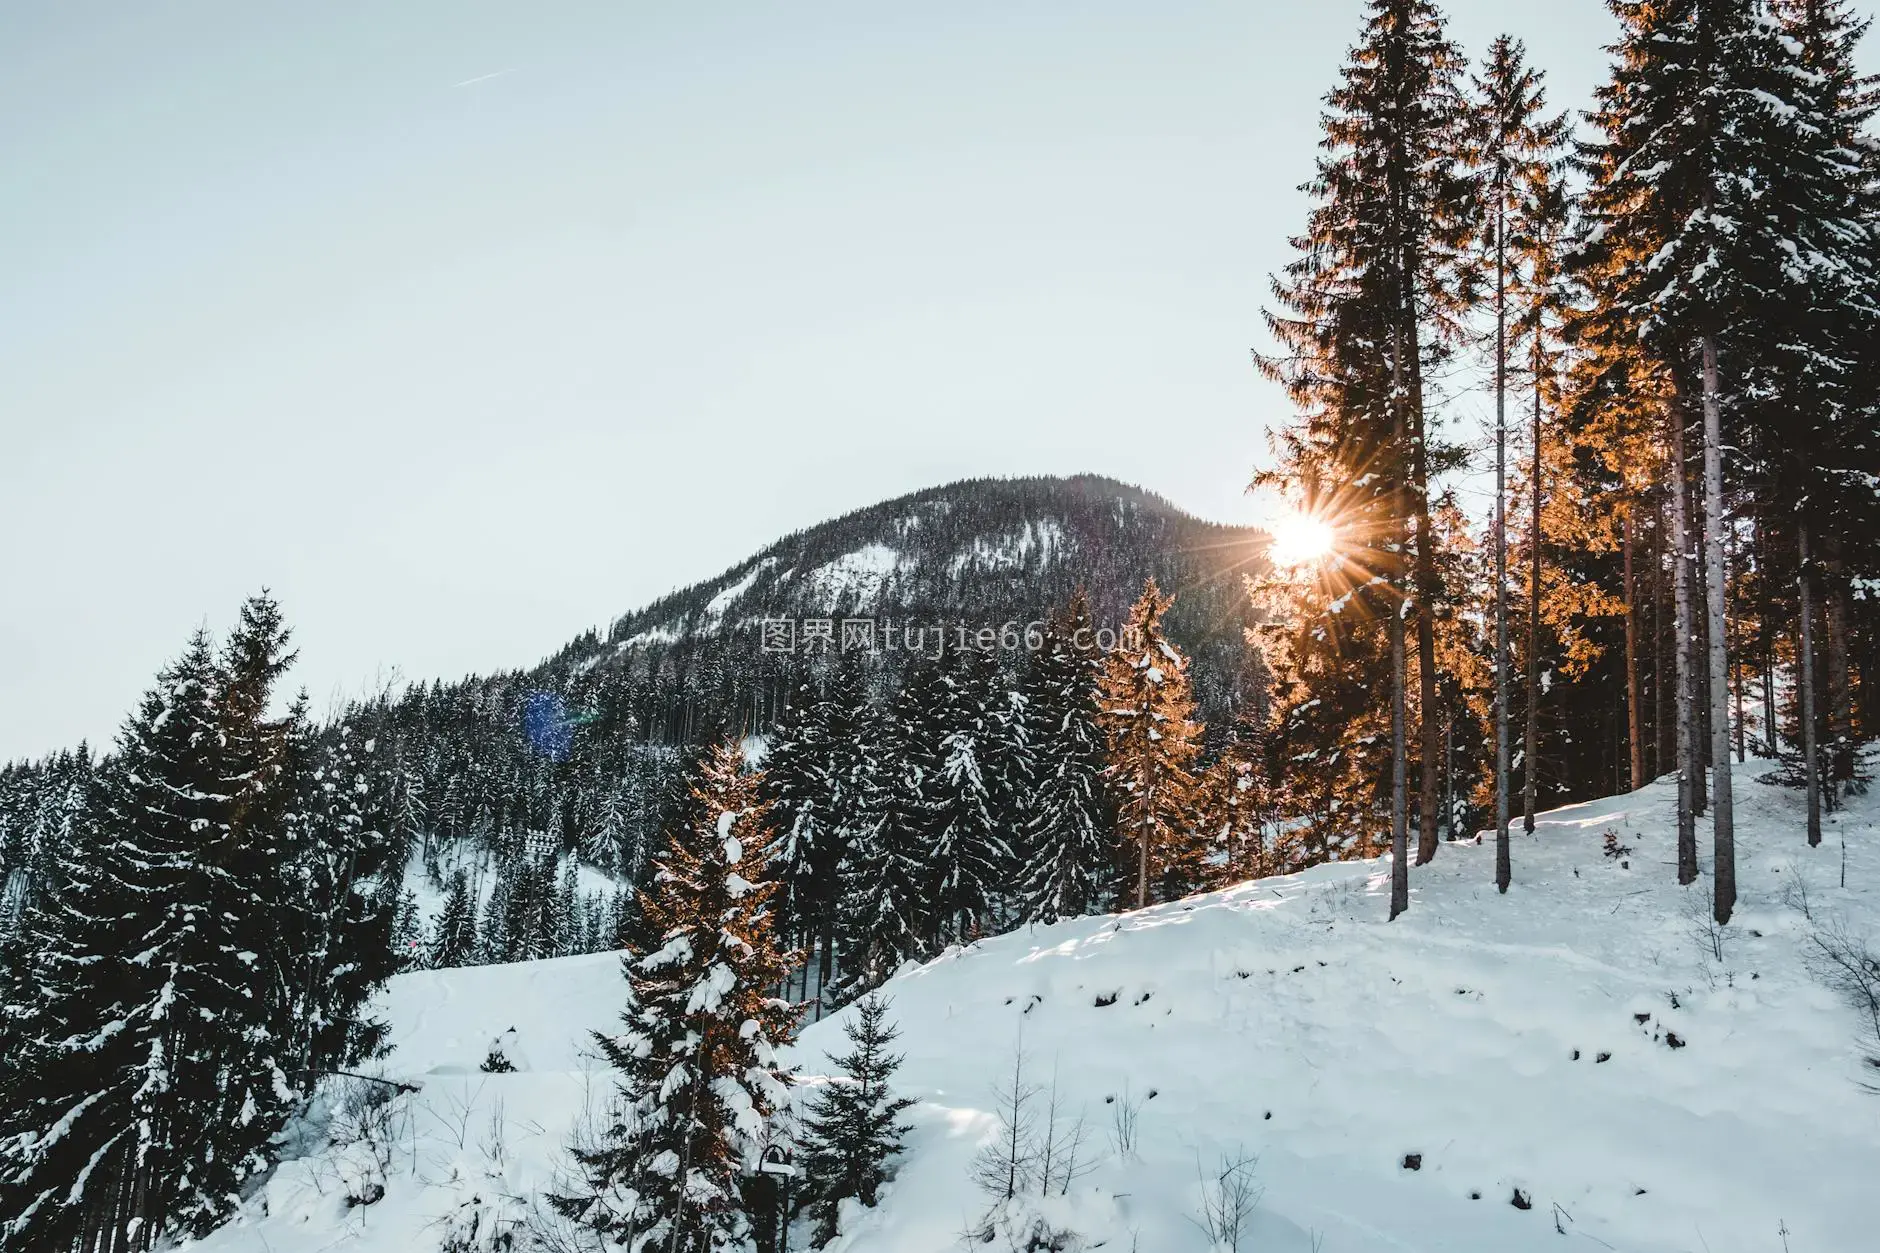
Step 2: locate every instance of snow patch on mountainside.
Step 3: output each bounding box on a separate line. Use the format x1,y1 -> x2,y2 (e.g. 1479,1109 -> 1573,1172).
701,561 -> 772,629
800,543 -> 909,611
195,755 -> 1879,1253
946,520 -> 1066,577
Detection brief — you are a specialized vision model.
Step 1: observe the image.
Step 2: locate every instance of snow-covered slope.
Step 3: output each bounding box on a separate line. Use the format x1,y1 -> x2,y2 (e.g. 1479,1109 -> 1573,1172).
195,758 -> 1880,1253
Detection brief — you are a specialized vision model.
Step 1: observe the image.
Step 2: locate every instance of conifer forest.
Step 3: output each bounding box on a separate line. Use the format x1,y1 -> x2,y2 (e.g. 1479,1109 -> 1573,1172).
2,2 -> 1878,1251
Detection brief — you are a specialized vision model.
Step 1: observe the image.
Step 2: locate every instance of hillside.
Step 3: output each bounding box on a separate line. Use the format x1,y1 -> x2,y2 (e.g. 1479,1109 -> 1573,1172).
195,753 -> 1880,1253
544,473 -> 1270,735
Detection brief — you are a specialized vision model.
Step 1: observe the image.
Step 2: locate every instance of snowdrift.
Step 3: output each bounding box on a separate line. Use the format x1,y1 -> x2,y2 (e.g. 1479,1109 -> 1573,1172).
193,758 -> 1880,1253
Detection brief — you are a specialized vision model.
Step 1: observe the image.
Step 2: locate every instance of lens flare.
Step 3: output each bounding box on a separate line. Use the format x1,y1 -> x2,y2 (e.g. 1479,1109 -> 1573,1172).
1267,512 -> 1337,567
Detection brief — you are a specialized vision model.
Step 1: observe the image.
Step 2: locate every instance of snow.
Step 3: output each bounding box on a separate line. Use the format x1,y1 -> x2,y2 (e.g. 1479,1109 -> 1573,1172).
191,754 -> 1880,1253
801,543 -> 909,611
701,562 -> 771,629
944,520 -> 1065,577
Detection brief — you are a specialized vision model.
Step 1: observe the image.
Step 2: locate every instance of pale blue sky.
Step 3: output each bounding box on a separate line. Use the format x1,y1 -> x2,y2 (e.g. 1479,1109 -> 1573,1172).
4,1 -> 1869,760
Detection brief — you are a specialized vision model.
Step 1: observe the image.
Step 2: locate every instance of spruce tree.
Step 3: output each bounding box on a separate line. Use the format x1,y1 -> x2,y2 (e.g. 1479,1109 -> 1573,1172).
432,867 -> 481,968
0,628 -> 266,1248
1467,34 -> 1570,893
1257,0 -> 1475,917
553,739 -> 798,1253
761,663 -> 869,993
1015,592 -> 1114,924
1096,580 -> 1202,910
1581,0 -> 1877,920
832,678 -> 933,1002
923,647 -> 1011,947
798,994 -> 916,1247
1195,714 -> 1270,886
282,709 -> 400,1084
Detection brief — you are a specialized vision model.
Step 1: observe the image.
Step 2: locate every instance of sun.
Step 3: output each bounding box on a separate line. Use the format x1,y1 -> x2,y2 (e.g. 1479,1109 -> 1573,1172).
1266,512 -> 1338,567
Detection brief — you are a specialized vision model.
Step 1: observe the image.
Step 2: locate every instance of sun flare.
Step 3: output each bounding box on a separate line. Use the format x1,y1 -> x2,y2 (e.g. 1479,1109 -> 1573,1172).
1267,512 -> 1337,567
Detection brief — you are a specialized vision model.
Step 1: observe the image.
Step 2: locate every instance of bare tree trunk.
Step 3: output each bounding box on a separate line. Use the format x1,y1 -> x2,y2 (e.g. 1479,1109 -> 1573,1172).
1670,397 -> 1698,884
1624,503 -> 1644,790
1493,205 -> 1512,892
1799,522 -> 1822,847
1416,540 -> 1441,866
1700,335 -> 1734,924
1691,536 -> 1710,814
1136,816 -> 1150,912
1411,371 -> 1441,866
1762,654 -> 1776,757
1391,599 -> 1410,920
1653,493 -> 1671,777
1523,345 -> 1543,832
1390,325 -> 1410,921
1823,530 -> 1852,805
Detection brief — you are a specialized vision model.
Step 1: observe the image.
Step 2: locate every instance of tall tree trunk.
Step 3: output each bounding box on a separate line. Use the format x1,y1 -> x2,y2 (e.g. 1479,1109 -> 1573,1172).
1669,396 -> 1698,884
1390,324 -> 1411,921
1799,522 -> 1822,846
1700,335 -> 1734,924
1390,597 -> 1410,919
1624,503 -> 1644,790
1653,492 -> 1671,777
1692,532 -> 1710,812
1415,512 -> 1441,866
1523,343 -> 1543,831
1762,653 -> 1777,758
1136,814 -> 1150,912
1823,530 -> 1852,803
1411,364 -> 1441,866
1493,205 -> 1511,892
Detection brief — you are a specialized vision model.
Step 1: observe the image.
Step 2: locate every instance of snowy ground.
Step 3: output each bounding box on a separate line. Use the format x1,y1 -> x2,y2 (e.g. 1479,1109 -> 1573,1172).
190,754 -> 1880,1253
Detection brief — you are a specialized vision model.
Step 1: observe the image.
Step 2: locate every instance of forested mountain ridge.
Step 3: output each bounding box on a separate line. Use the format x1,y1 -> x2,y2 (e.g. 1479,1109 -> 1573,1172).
545,473 -> 1268,734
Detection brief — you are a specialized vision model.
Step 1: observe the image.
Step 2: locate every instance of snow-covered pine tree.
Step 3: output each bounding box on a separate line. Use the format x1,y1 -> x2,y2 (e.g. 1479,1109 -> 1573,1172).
0,627 -> 262,1249
1096,579 -> 1203,910
760,665 -> 866,995
1015,591 -> 1114,924
553,739 -> 799,1253
798,993 -> 916,1247
923,647 -> 1012,947
832,673 -> 935,1003
282,710 -> 400,1084
390,887 -> 426,971
480,863 -> 512,963
556,854 -> 582,956
1195,714 -> 1270,886
433,867 -> 480,967
1580,0 -> 1878,921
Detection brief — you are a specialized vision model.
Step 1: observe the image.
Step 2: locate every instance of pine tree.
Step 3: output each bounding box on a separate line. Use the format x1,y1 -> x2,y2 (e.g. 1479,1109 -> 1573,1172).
1195,714 -> 1270,886
432,867 -> 481,968
832,681 -> 933,1003
1257,0 -> 1475,918
0,624 -> 278,1249
923,647 -> 1012,947
1467,34 -> 1571,893
1096,580 -> 1203,910
1580,0 -> 1878,920
798,994 -> 916,1247
1015,592 -> 1115,924
556,854 -> 582,956
282,709 -> 400,1083
761,663 -> 869,992
553,739 -> 799,1253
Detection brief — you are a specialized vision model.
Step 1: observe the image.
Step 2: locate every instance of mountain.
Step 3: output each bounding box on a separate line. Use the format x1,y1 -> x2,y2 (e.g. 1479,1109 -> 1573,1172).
342,475 -> 1269,882
547,473 -> 1269,734
188,750 -> 1880,1253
